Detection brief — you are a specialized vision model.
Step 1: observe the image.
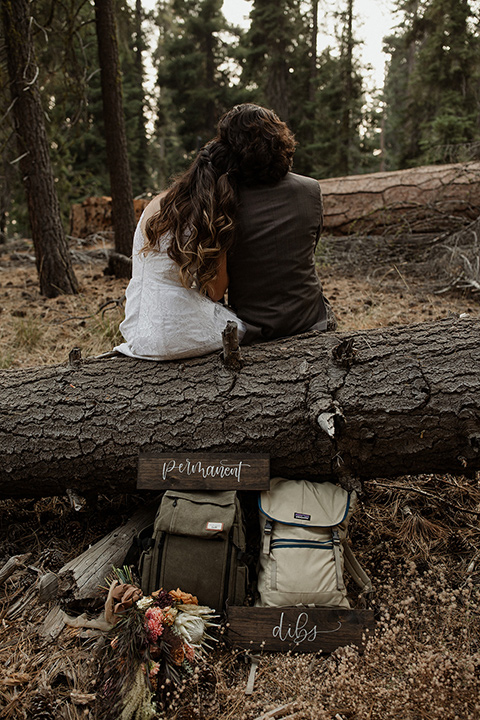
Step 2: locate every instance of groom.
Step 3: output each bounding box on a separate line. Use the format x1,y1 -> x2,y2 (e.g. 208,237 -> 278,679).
226,170 -> 333,345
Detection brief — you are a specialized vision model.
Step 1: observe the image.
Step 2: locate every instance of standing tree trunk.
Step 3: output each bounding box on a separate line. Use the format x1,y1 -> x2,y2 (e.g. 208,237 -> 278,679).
94,0 -> 136,262
339,0 -> 354,176
133,0 -> 149,193
1,0 -> 79,297
309,0 -> 319,106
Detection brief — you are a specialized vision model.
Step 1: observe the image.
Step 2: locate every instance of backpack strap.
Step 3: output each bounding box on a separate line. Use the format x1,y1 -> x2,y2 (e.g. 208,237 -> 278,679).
331,528 -> 345,592
342,542 -> 374,604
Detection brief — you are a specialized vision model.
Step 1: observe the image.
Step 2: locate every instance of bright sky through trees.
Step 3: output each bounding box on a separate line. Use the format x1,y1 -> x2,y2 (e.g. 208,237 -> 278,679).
222,0 -> 395,89
141,0 -> 395,92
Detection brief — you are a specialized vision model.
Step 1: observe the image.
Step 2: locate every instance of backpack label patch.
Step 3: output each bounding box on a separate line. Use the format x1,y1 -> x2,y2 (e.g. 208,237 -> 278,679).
206,521 -> 224,531
294,512 -> 311,521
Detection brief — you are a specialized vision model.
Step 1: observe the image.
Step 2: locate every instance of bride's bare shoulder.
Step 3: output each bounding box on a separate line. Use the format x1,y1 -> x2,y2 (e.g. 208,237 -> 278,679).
141,191 -> 168,234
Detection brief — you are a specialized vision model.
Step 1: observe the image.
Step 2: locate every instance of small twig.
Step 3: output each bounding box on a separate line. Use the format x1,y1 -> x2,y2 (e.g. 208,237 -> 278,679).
253,701 -> 297,720
55,296 -> 125,325
100,296 -> 126,318
68,347 -> 82,367
393,263 -> 411,292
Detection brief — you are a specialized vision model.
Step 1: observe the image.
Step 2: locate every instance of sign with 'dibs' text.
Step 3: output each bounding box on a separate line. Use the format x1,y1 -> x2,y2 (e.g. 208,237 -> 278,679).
137,453 -> 270,491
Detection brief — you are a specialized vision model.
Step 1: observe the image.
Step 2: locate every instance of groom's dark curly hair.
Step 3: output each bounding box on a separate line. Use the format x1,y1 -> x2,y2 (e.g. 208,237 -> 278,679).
144,104 -> 297,296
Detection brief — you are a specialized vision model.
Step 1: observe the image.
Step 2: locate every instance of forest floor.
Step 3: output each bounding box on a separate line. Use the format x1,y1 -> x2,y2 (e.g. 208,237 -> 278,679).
0,232 -> 479,719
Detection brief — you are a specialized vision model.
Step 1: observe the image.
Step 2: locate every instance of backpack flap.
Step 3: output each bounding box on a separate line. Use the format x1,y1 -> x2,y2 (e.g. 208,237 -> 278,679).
259,478 -> 356,532
156,490 -> 237,540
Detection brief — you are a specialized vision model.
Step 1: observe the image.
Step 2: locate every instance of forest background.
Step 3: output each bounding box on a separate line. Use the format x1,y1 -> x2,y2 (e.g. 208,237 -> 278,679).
3,0 -> 480,243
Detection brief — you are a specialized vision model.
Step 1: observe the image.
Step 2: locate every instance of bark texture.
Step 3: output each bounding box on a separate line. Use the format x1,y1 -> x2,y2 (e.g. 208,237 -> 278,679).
0,318 -> 479,498
94,0 -> 136,258
1,0 -> 79,297
321,161 -> 480,234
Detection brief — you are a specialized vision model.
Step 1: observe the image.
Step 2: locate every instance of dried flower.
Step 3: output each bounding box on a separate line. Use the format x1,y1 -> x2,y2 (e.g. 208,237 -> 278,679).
145,607 -> 165,643
170,588 -> 198,605
151,589 -> 175,608
174,612 -> 206,645
184,643 -> 195,663
162,606 -> 178,626
136,596 -> 155,611
171,645 -> 185,666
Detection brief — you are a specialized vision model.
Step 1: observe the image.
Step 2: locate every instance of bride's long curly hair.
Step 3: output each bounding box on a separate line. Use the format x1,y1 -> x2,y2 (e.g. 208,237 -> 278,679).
143,104 -> 297,295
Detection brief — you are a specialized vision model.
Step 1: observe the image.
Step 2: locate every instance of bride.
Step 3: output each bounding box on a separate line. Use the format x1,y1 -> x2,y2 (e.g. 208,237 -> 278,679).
114,139 -> 246,361
115,103 -> 330,360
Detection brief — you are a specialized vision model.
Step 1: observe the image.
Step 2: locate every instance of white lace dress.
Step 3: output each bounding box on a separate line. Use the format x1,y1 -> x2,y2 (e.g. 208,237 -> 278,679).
114,219 -> 245,361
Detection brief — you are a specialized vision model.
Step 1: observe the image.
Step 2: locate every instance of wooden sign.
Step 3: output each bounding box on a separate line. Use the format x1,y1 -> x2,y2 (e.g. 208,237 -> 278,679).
226,606 -> 375,653
137,453 -> 270,491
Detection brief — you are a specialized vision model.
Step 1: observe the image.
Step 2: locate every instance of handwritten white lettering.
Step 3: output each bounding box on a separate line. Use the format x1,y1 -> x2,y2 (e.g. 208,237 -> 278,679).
272,612 -> 342,645
161,459 -> 250,483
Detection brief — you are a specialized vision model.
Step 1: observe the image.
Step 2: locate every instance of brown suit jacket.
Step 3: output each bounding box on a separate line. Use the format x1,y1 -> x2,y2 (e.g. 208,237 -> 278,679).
227,172 -> 328,344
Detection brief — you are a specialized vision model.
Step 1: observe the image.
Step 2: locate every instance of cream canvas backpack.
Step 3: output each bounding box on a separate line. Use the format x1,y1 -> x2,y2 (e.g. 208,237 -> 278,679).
256,478 -> 372,608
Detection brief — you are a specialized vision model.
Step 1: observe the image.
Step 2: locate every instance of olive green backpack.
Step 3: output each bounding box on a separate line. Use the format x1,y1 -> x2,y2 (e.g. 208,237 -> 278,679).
139,490 -> 248,611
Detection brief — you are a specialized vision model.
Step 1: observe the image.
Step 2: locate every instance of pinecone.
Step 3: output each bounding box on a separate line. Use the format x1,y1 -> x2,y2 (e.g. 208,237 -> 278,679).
27,689 -> 55,719
38,547 -> 66,571
447,531 -> 471,554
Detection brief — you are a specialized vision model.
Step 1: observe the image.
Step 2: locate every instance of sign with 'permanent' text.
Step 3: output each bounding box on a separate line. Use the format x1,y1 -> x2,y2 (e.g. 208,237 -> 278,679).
137,453 -> 270,491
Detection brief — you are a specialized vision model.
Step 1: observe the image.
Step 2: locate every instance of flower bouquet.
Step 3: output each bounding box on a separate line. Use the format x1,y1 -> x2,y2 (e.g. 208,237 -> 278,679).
96,567 -> 218,720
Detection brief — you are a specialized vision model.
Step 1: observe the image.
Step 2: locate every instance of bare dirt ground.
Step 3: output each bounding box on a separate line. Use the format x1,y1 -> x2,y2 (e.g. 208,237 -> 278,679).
0,234 -> 479,719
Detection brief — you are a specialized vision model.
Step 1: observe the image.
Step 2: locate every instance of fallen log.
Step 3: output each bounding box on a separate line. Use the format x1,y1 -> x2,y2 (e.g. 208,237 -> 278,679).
0,317 -> 479,498
321,161 -> 480,234
38,504 -> 156,606
69,162 -> 480,239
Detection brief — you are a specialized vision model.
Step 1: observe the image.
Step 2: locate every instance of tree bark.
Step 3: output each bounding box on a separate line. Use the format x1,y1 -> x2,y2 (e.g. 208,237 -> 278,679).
321,160 -> 480,234
94,0 -> 136,260
0,317 -> 479,499
1,0 -> 79,297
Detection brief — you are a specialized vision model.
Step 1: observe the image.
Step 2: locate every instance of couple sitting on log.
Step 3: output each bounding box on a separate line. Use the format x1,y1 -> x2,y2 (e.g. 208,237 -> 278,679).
115,103 -> 334,361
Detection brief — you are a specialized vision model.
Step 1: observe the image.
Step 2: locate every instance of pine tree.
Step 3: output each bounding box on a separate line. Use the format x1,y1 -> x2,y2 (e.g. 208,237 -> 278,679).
2,0 -> 151,234
383,0 -> 480,168
242,0 -> 306,123
296,0 -> 375,178
153,0 -> 244,179
94,0 -> 136,257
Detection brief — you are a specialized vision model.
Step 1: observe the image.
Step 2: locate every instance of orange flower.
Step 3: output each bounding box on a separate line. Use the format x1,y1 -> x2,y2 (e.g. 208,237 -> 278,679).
171,645 -> 185,666
169,588 -> 198,605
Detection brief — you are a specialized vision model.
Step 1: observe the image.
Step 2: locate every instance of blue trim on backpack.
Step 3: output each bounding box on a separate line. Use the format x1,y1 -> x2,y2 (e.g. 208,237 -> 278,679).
271,540 -> 334,550
258,491 -> 351,528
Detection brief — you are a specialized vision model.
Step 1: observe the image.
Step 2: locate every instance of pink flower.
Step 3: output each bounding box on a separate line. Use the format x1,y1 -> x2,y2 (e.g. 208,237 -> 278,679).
145,607 -> 165,643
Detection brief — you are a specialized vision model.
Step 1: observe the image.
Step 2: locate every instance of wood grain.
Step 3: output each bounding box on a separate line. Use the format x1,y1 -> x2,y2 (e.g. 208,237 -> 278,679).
226,606 -> 375,653
137,453 -> 270,490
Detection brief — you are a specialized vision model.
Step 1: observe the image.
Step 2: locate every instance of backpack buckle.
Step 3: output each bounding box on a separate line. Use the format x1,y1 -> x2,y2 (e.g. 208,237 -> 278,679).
262,519 -> 273,555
